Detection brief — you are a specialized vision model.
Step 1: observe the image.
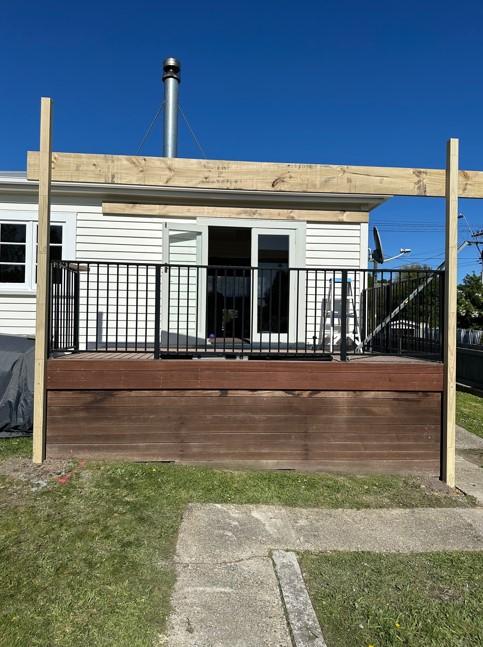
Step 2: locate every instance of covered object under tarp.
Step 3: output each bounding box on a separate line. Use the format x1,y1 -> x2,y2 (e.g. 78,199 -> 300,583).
0,334 -> 34,436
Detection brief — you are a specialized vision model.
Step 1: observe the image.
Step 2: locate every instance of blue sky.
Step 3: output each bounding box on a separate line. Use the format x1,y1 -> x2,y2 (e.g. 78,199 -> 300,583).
1,1 -> 482,278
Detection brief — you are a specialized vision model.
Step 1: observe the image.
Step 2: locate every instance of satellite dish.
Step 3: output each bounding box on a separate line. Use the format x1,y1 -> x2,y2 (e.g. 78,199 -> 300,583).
372,226 -> 384,264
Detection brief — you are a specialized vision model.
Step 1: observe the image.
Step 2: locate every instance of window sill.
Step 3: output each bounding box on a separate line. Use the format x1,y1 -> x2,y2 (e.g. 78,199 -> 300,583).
0,289 -> 37,297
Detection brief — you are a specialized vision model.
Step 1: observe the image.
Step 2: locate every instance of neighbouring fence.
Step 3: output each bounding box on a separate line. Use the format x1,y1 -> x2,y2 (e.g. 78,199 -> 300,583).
457,345 -> 483,390
457,328 -> 483,346
48,260 -> 444,360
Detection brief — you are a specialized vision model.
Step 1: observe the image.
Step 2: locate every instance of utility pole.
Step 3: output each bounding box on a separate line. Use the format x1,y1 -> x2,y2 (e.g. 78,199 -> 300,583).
472,229 -> 483,282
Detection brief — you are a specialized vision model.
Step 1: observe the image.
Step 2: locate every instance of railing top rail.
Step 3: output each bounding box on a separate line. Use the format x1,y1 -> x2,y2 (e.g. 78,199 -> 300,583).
51,259 -> 445,275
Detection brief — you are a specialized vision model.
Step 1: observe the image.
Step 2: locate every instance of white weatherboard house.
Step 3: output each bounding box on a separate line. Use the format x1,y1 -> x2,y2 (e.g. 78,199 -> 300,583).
0,168 -> 385,341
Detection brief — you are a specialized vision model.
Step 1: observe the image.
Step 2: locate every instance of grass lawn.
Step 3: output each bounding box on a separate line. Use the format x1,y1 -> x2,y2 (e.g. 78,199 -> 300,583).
301,551 -> 483,647
457,390 -> 483,438
0,438 -> 474,647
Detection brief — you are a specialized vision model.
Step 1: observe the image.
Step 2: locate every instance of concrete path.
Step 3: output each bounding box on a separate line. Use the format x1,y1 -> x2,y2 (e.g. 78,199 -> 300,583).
456,425 -> 483,504
165,504 -> 483,646
457,424 -> 483,450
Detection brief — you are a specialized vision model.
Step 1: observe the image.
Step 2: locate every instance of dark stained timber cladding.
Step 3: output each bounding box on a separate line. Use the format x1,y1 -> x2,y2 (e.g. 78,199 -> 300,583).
46,388 -> 441,471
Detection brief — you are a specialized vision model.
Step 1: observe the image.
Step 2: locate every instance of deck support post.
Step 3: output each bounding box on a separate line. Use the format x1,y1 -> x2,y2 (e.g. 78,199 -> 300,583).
441,138 -> 459,487
32,98 -> 53,464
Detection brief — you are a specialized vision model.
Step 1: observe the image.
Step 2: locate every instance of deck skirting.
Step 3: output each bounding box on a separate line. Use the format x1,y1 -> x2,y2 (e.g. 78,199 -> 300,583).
45,359 -> 443,472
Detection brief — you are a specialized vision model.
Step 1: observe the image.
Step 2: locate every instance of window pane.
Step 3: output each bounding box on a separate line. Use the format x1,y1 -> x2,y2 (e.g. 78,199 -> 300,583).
1,223 -> 26,243
0,265 -> 25,283
50,245 -> 62,261
258,234 -> 289,268
50,225 -> 63,244
257,235 -> 290,334
0,244 -> 26,262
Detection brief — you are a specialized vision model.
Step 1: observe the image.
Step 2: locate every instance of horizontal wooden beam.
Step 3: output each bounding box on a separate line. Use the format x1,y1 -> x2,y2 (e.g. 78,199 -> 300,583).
102,202 -> 369,223
27,151 -> 483,198
46,359 -> 444,392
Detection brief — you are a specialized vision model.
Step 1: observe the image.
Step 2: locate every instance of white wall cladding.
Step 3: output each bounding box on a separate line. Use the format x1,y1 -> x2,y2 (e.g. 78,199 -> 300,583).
74,211 -> 198,349
76,211 -> 164,263
1,198 -> 366,348
0,294 -> 36,336
304,222 -> 364,349
306,222 -> 363,268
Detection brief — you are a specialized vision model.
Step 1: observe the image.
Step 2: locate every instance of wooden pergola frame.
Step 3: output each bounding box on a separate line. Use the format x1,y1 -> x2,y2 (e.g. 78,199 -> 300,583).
33,97 -> 471,487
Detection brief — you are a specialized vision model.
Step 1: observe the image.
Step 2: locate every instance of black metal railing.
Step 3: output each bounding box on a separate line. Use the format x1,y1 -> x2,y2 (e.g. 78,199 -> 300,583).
48,260 -> 444,361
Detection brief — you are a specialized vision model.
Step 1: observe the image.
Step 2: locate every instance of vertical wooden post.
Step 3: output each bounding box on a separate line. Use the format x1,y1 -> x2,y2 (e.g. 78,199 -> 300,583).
441,138 -> 458,487
32,98 -> 53,464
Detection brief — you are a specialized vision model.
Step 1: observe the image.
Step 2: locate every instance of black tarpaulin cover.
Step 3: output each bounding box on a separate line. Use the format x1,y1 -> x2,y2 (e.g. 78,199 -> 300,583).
0,334 -> 34,436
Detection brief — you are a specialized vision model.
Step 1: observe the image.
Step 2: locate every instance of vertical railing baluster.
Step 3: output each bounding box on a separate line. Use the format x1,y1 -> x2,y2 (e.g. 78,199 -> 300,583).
105,264 -> 109,351
186,265 -> 190,354
167,265 -> 171,355
74,266 -> 80,352
313,269 -> 318,353
115,264 -> 119,352
295,269 -> 300,356
277,267 -> 281,353
195,266 -> 199,354
135,265 -> 139,352
222,267 -> 227,354
232,269 -> 236,353
154,264 -> 161,360
125,264 -> 129,352
340,269 -> 348,361
241,268 -> 246,356
144,265 -> 149,352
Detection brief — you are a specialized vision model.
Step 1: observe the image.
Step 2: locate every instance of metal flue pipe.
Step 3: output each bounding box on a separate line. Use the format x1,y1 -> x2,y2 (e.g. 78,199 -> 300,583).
162,57 -> 181,157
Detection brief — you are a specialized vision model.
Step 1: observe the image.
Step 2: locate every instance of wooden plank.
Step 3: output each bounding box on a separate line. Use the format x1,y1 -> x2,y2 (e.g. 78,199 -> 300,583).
44,446 -> 439,474
46,359 -> 444,392
46,388 -> 441,467
102,202 -> 369,223
442,139 -> 459,487
32,98 -> 52,465
27,151 -> 483,198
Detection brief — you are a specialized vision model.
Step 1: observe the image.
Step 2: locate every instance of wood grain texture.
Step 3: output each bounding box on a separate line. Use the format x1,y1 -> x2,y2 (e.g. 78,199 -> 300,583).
442,139 -> 459,487
46,389 -> 441,469
102,202 -> 369,223
27,151 -> 483,198
33,98 -> 52,465
46,359 -> 444,392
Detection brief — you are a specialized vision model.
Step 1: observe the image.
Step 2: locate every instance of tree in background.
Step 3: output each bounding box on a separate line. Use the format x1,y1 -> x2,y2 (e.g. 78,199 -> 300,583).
457,273 -> 483,329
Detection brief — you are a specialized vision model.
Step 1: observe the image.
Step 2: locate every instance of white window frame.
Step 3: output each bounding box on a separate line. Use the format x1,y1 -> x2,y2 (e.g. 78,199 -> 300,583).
0,211 -> 76,294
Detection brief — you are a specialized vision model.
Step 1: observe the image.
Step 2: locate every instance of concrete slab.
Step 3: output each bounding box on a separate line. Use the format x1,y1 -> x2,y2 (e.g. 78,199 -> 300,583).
456,456 -> 483,505
272,550 -> 327,647
175,503 -> 298,563
457,425 -> 483,450
167,556 -> 292,647
286,507 -> 483,553
165,504 -> 483,646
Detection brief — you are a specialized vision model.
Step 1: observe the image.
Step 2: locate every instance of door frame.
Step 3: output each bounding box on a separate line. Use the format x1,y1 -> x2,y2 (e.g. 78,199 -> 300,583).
162,222 -> 208,342
202,218 -> 306,345
251,227 -> 297,344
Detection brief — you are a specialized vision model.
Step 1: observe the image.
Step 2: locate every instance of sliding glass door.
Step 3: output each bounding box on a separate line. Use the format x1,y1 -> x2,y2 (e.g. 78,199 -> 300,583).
251,228 -> 297,346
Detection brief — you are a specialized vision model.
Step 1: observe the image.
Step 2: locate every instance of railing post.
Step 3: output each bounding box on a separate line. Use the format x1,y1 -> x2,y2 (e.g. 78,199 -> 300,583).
73,268 -> 80,352
340,270 -> 348,361
154,264 -> 161,359
385,281 -> 392,353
